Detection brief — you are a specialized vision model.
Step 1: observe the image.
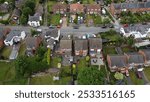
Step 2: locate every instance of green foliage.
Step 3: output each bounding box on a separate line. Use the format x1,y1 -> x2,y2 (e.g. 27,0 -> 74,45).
114,72 -> 124,80
85,56 -> 90,62
22,7 -> 32,16
20,15 -> 28,25
0,20 -> 9,25
25,0 -> 36,13
31,29 -> 39,37
47,48 -> 51,65
77,66 -> 105,85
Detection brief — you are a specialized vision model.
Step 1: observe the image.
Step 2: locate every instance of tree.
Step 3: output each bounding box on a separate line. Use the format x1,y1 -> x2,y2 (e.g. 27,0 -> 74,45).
114,72 -> 124,80
22,7 -> 32,16
20,14 -> 28,25
47,48 -> 51,65
77,67 -> 105,85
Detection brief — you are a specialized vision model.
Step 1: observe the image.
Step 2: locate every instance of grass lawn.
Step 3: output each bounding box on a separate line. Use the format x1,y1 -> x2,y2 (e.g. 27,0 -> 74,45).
129,71 -> 144,85
30,75 -> 71,85
103,46 -> 117,57
144,68 -> 150,81
82,0 -> 94,4
77,57 -> 87,69
50,14 -> 61,25
122,47 -> 136,53
18,43 -> 26,56
0,46 -> 12,59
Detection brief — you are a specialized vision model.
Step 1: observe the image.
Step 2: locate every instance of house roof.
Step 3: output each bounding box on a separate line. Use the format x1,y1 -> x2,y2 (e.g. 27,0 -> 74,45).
15,0 -> 25,7
141,49 -> 150,61
35,4 -> 43,16
47,38 -> 55,49
0,28 -> 4,39
12,8 -> 21,17
52,3 -> 68,11
0,3 -> 9,12
126,53 -> 144,64
60,39 -> 72,50
74,39 -> 88,51
26,37 -> 40,49
89,38 -> 102,49
28,15 -> 40,21
109,55 -> 127,68
5,30 -> 22,42
45,29 -> 59,38
113,1 -> 150,10
86,4 -> 101,10
70,3 -> 84,10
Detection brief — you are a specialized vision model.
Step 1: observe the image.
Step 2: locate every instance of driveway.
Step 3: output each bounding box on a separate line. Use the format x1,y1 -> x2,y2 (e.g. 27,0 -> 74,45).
62,17 -> 67,28
9,45 -> 20,60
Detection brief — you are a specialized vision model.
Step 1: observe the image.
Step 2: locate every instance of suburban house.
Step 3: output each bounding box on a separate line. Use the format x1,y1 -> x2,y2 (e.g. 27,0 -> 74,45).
15,0 -> 26,8
120,26 -> 150,39
139,49 -> 150,66
0,2 -> 9,13
25,37 -> 42,56
4,30 -> 26,46
125,53 -> 144,71
10,8 -> 21,24
46,38 -> 56,50
70,3 -> 84,14
85,4 -> 101,14
110,1 -> 150,16
44,29 -> 60,41
52,3 -> 68,14
0,28 -> 10,48
107,55 -> 128,73
74,39 -> 88,56
89,38 -> 102,57
57,37 -> 72,56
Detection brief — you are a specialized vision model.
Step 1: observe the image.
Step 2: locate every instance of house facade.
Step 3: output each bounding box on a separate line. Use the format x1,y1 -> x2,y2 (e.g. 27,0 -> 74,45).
4,30 -> 26,46
52,4 -> 68,14
28,16 -> 42,27
74,39 -> 88,56
110,1 -> 150,16
107,55 -> 128,73
86,4 -> 101,14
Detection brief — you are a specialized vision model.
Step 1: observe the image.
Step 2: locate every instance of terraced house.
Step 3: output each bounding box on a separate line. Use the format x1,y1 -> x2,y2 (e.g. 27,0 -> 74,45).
110,1 -> 150,16
52,3 -> 69,14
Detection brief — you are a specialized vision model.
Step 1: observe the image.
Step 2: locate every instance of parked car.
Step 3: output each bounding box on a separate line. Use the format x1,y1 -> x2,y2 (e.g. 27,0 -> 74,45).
73,25 -> 79,29
102,24 -> 107,28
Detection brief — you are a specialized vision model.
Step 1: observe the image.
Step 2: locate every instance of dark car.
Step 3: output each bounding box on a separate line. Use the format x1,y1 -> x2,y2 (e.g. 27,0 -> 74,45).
136,71 -> 142,79
73,25 -> 79,29
101,24 -> 107,28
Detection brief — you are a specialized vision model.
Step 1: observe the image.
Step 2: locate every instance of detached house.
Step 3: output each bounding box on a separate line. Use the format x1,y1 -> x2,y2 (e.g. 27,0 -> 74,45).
107,55 -> 128,73
28,5 -> 43,27
4,30 -> 26,46
0,2 -> 9,13
110,1 -> 150,16
70,3 -> 84,14
139,49 -> 150,66
125,53 -> 144,71
74,39 -> 88,56
86,4 -> 101,14
10,8 -> 21,24
89,38 -> 102,57
15,0 -> 26,8
52,3 -> 68,14
25,37 -> 42,56
0,28 -> 10,48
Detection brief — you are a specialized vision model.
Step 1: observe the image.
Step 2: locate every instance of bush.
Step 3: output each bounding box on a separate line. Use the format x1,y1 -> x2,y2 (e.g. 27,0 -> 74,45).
0,20 -> 9,25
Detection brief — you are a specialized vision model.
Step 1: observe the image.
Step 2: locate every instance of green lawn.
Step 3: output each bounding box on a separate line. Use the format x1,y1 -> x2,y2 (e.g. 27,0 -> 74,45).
144,68 -> 150,81
18,43 -> 26,56
82,0 -> 94,4
51,57 -> 62,68
122,47 -> 136,53
48,0 -> 57,12
0,46 -> 12,59
103,46 -> 117,57
129,71 -> 144,85
50,14 -> 61,25
30,75 -> 71,85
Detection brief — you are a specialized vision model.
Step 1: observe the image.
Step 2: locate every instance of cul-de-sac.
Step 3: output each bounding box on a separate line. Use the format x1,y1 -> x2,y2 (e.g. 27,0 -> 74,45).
0,0 -> 150,85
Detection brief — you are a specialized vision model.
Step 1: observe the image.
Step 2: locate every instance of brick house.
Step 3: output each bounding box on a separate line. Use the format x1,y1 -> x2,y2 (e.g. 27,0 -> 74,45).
85,4 -> 101,14
74,39 -> 88,56
139,49 -> 150,66
125,53 -> 144,70
15,0 -> 26,8
52,3 -> 68,14
89,38 -> 102,57
110,1 -> 150,16
107,55 -> 128,73
25,37 -> 42,56
70,3 -> 84,14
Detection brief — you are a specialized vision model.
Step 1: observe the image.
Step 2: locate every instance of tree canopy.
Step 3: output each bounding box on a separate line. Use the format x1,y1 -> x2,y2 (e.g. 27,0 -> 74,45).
77,67 -> 105,85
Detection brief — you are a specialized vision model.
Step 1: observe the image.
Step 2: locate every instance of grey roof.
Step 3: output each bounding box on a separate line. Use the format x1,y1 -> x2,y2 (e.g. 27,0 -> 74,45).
0,3 -> 9,12
141,49 -> 150,61
28,15 -> 40,21
0,28 -> 4,39
127,53 -> 144,64
47,38 -> 55,49
114,1 -> 150,10
5,30 -> 22,41
45,29 -> 58,38
74,39 -> 88,51
35,5 -> 43,16
60,39 -> 72,50
109,55 -> 127,68
89,38 -> 102,49
12,8 -> 21,17
26,37 -> 37,49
